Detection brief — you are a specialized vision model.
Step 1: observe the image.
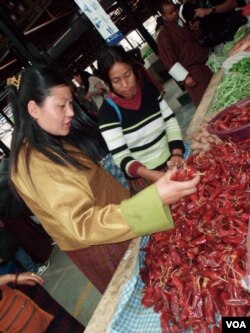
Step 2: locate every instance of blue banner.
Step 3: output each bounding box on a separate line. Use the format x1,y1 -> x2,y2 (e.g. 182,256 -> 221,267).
74,0 -> 124,45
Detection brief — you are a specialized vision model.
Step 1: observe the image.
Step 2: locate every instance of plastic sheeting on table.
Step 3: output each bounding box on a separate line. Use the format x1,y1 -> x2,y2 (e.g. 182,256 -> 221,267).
107,236 -> 162,333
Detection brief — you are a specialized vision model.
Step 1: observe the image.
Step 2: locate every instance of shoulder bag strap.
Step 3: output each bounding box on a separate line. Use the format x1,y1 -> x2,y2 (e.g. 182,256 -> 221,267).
104,97 -> 122,124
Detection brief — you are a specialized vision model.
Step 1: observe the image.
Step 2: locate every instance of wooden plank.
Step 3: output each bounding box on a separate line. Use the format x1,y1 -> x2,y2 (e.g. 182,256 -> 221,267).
186,70 -> 224,138
85,237 -> 141,333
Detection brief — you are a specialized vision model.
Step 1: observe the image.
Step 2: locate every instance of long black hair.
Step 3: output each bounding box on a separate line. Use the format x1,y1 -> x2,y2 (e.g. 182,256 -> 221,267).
10,65 -> 102,176
97,45 -> 141,93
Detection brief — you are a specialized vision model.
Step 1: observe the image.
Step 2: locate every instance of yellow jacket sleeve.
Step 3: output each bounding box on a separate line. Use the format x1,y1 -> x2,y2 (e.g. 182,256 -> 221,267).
121,184 -> 174,235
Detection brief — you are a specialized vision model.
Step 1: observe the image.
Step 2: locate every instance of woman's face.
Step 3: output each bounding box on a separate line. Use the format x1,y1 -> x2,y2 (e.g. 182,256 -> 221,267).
108,62 -> 137,99
29,85 -> 74,136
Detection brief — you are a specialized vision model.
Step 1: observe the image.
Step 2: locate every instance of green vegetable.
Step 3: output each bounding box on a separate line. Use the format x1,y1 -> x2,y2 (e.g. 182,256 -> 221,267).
207,53 -> 226,72
233,25 -> 250,44
229,57 -> 250,74
222,41 -> 235,56
209,72 -> 250,114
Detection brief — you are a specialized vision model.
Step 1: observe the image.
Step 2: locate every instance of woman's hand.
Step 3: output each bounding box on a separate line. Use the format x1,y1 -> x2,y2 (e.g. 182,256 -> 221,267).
184,75 -> 196,87
0,272 -> 44,287
136,166 -> 165,183
15,272 -> 45,286
155,167 -> 200,205
167,155 -> 184,170
195,8 -> 213,18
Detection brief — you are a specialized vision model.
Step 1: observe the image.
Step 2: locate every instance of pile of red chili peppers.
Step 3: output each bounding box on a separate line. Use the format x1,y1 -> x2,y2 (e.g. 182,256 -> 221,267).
210,103 -> 250,131
140,139 -> 250,333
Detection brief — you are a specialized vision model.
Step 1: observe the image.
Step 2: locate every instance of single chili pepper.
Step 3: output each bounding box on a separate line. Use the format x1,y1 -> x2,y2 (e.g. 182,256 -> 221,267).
210,187 -> 223,201
225,298 -> 250,306
202,290 -> 215,324
171,275 -> 184,295
216,123 -> 230,130
222,235 -> 244,245
231,260 -> 246,279
199,270 -> 223,281
190,235 -> 206,247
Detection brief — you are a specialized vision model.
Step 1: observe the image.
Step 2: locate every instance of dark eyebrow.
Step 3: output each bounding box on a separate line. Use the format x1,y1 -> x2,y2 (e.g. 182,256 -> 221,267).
111,68 -> 131,81
124,69 -> 132,74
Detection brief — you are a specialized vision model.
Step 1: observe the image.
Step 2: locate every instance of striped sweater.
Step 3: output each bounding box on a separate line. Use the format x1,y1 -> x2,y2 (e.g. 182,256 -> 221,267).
98,79 -> 184,178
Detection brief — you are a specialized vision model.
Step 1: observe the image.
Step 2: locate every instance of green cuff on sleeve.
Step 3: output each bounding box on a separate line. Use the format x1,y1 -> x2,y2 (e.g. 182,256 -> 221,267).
120,184 -> 174,236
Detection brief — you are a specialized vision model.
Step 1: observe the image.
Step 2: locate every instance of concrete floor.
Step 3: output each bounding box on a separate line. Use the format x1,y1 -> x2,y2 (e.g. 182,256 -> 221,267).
42,78 -> 196,328
42,245 -> 101,328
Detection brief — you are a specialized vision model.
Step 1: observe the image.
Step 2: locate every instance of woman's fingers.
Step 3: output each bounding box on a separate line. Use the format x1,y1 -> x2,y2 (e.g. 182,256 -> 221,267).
165,166 -> 178,178
30,274 -> 44,285
179,175 -> 200,189
180,186 -> 198,197
167,157 -> 184,170
156,173 -> 200,205
174,175 -> 200,198
19,272 -> 45,286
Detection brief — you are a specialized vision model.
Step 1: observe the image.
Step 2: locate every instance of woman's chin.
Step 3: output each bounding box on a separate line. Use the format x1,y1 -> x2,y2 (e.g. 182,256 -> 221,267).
122,91 -> 136,99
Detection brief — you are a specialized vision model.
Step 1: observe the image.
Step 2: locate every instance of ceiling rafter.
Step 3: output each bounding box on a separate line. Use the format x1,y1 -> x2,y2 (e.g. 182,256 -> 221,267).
0,0 -> 154,87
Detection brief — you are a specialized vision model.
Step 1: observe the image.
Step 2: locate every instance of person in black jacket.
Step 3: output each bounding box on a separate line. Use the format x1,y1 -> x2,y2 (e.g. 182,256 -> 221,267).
180,0 -> 247,46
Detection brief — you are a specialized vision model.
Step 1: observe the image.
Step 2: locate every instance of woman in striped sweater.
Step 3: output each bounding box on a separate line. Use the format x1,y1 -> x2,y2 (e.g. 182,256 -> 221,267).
98,46 -> 184,192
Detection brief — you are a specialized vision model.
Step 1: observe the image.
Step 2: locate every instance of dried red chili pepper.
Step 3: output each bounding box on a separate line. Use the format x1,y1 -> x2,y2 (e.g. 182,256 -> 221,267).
211,105 -> 250,131
140,139 -> 250,332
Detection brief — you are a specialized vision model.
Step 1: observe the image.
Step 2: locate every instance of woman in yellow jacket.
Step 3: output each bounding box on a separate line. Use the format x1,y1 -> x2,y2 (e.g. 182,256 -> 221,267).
9,65 -> 200,293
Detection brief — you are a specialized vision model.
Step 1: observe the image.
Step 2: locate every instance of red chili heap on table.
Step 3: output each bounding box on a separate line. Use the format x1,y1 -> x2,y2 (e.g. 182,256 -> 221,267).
140,139 -> 250,333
